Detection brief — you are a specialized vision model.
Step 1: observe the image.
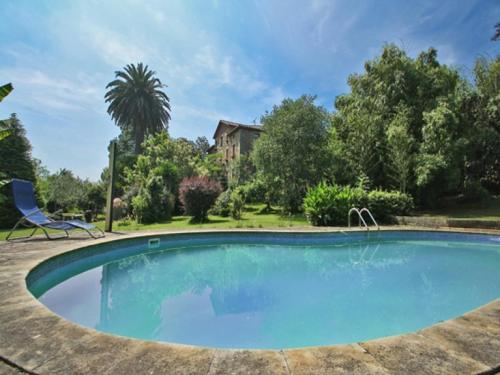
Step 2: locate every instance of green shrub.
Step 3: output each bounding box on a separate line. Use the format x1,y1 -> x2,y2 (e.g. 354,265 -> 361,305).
210,189 -> 232,217
366,190 -> 414,223
131,193 -> 149,223
304,183 -> 413,226
303,183 -> 366,226
211,187 -> 247,219
179,176 -> 222,222
132,176 -> 175,224
124,134 -> 181,223
239,180 -> 266,203
230,187 -> 246,220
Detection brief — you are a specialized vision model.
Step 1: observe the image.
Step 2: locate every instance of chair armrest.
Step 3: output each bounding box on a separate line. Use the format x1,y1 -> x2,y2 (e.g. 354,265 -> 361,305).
23,208 -> 43,218
22,208 -> 56,223
48,209 -> 63,219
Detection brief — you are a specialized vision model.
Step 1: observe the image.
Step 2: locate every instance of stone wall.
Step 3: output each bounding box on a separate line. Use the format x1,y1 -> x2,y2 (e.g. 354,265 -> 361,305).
238,129 -> 260,155
397,216 -> 500,229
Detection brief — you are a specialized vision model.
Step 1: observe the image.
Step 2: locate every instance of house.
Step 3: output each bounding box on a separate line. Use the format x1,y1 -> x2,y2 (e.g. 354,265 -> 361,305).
209,120 -> 263,166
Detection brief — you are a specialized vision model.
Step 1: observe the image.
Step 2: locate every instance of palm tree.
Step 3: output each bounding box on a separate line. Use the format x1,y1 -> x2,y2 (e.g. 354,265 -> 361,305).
105,63 -> 171,154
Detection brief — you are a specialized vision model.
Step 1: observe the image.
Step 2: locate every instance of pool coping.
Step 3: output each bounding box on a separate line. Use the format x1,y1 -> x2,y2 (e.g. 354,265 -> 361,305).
0,226 -> 499,374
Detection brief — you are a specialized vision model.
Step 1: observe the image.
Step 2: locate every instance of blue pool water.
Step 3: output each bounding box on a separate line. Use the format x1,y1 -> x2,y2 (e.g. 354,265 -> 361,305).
28,231 -> 500,349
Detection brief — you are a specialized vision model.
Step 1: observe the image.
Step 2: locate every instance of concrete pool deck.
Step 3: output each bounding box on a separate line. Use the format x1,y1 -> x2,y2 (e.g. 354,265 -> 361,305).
0,226 -> 499,374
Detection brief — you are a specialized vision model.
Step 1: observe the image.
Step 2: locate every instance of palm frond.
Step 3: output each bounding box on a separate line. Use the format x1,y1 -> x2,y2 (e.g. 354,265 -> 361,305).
104,63 -> 171,152
0,119 -> 12,140
0,129 -> 12,141
0,83 -> 13,102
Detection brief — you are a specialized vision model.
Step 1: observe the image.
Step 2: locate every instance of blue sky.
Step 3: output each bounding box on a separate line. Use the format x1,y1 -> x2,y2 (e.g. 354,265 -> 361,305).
1,0 -> 498,180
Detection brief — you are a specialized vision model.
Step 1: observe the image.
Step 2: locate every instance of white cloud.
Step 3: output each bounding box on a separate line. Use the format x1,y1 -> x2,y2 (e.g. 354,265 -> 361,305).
0,68 -> 102,114
0,0 -> 323,178
82,24 -> 150,67
191,45 -> 265,93
308,0 -> 337,45
262,86 -> 288,108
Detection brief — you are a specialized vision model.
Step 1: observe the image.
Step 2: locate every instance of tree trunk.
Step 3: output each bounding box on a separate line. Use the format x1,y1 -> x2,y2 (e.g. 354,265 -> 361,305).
134,127 -> 144,155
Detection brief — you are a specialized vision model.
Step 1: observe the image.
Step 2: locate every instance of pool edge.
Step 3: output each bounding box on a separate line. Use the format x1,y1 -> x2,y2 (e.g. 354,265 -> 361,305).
0,226 -> 499,374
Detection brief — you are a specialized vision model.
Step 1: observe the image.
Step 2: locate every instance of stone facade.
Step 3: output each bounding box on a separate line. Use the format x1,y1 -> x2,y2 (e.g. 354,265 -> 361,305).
210,120 -> 263,166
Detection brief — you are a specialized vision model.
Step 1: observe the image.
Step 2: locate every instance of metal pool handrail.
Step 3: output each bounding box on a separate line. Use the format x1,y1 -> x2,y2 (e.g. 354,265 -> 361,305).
348,208 -> 368,229
348,207 -> 379,231
360,207 -> 379,230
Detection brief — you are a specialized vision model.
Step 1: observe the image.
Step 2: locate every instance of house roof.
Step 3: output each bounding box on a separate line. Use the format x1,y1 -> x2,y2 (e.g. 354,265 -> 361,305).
212,120 -> 263,139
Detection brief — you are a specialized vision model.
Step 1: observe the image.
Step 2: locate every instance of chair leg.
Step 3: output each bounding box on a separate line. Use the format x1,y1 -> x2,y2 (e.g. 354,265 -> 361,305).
94,227 -> 105,238
42,227 -> 70,240
6,218 -> 72,241
83,227 -> 105,239
6,219 -> 37,241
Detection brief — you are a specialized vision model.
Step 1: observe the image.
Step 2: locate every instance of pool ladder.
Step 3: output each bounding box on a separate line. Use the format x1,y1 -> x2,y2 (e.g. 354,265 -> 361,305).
348,208 -> 379,231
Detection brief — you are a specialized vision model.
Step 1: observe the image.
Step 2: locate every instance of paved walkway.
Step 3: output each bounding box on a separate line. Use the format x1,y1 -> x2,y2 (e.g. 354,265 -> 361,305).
0,227 -> 499,374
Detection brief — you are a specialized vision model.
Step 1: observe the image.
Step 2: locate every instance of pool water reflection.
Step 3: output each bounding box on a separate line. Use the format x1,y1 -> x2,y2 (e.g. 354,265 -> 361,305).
33,235 -> 500,349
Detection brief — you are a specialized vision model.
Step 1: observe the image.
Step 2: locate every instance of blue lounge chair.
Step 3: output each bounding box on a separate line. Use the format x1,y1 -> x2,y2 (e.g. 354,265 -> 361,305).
6,179 -> 105,241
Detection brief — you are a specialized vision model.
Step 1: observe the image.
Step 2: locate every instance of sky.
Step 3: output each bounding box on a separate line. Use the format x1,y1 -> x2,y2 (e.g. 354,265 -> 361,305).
0,0 -> 499,181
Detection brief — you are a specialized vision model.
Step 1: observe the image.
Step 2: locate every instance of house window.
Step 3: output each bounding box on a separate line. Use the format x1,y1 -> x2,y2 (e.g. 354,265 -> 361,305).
232,144 -> 235,158
225,149 -> 228,160
220,137 -> 223,147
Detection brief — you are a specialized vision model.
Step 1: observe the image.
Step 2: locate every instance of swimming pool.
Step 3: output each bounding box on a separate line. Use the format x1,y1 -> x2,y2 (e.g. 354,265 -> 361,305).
27,231 -> 500,349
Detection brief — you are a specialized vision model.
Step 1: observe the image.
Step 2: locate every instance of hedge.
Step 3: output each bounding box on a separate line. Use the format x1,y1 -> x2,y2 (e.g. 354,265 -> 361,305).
303,183 -> 413,226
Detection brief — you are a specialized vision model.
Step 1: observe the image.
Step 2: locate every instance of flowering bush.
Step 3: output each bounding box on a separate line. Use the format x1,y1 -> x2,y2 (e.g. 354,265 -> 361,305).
179,176 -> 222,222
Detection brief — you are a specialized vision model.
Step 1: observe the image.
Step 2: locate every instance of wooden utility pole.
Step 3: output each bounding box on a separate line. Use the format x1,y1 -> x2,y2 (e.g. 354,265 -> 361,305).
104,141 -> 117,232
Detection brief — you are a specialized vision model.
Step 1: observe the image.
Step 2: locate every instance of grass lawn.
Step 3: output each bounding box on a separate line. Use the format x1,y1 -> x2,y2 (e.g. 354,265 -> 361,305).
2,200 -> 499,242
0,204 -> 309,241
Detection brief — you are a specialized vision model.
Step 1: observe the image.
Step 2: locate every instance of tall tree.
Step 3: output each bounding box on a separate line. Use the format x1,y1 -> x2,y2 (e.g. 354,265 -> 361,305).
44,169 -> 88,212
386,106 -> 415,193
463,56 -> 500,194
0,114 -> 36,227
416,101 -> 463,205
332,44 -> 464,205
194,136 -> 210,159
105,63 -> 171,154
252,95 -> 330,213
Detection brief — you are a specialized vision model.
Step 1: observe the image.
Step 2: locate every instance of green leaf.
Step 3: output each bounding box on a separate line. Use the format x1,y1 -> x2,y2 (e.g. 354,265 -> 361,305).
0,83 -> 13,102
0,129 -> 12,141
0,119 -> 12,140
